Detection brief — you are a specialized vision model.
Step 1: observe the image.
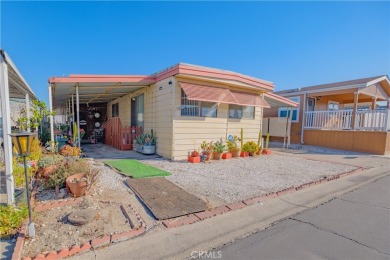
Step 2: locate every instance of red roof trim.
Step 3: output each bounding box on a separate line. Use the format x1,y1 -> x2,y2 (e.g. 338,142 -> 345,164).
48,63 -> 274,92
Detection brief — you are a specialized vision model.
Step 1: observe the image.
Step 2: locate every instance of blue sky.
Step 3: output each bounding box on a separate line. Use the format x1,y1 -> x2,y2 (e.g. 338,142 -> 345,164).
1,1 -> 389,103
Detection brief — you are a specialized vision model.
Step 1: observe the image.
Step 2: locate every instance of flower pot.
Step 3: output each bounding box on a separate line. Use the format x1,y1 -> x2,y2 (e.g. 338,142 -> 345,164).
256,149 -> 263,156
230,149 -> 240,157
222,153 -> 232,159
137,145 -> 156,155
240,151 -> 249,157
188,156 -> 200,163
213,152 -> 223,160
262,149 -> 272,155
202,152 -> 212,161
249,152 -> 255,156
66,173 -> 87,197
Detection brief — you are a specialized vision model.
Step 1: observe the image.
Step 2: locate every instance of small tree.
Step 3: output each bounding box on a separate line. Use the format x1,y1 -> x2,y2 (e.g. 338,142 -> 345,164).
17,100 -> 55,135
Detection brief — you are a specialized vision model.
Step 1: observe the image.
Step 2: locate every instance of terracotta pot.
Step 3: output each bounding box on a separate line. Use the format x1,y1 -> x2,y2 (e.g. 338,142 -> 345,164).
188,156 -> 200,163
213,152 -> 223,160
222,153 -> 232,159
262,149 -> 272,155
240,151 -> 249,157
230,149 -> 240,157
202,152 -> 212,161
256,149 -> 263,155
66,173 -> 87,197
249,152 -> 255,156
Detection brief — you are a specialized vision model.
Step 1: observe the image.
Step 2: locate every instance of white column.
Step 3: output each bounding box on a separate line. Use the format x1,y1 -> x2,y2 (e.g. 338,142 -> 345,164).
300,92 -> 307,144
0,55 -> 14,204
72,93 -> 75,127
76,85 -> 81,148
48,84 -> 55,149
25,93 -> 30,132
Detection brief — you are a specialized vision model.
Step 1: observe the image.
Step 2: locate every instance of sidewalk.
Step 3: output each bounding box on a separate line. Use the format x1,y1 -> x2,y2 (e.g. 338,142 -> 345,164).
70,161 -> 390,259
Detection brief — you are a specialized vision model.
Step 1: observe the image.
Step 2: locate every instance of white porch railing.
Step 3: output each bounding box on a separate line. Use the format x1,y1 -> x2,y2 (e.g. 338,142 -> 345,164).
304,109 -> 390,131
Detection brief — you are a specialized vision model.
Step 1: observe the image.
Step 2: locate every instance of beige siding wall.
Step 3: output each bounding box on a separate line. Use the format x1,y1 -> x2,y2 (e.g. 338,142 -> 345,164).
172,79 -> 263,160
106,77 -> 174,159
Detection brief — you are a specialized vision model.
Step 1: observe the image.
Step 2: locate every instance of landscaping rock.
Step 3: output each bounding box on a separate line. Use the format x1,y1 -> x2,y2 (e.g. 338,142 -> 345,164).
67,209 -> 97,226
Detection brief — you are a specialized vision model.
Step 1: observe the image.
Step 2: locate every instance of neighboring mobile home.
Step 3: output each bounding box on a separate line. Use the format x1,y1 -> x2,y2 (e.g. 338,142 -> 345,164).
49,63 -> 297,160
263,75 -> 390,155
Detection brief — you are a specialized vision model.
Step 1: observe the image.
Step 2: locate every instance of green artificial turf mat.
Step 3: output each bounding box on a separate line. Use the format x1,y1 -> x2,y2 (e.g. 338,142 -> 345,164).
104,159 -> 171,178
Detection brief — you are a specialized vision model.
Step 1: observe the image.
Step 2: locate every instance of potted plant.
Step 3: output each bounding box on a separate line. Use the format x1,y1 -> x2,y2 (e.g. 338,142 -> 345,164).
66,173 -> 87,197
212,140 -> 225,160
37,154 -> 64,178
47,162 -> 68,195
135,129 -> 157,155
66,166 -> 100,197
200,141 -> 213,162
243,141 -> 259,156
262,133 -> 272,155
226,135 -> 240,157
240,128 -> 248,157
188,150 -> 201,163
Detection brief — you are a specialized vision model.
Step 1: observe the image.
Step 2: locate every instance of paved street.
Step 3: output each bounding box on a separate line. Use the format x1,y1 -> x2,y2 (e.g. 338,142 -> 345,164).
217,175 -> 390,260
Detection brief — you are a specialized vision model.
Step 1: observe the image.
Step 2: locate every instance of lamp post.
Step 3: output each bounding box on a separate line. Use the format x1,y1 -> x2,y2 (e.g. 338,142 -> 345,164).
10,131 -> 36,237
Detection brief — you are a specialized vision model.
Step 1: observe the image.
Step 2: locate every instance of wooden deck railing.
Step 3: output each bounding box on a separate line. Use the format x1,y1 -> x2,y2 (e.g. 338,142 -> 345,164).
304,109 -> 390,131
102,118 -> 142,150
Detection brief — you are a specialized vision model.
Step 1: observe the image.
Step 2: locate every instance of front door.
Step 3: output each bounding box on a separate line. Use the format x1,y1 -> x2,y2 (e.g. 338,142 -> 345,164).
307,98 -> 315,111
131,94 -> 144,130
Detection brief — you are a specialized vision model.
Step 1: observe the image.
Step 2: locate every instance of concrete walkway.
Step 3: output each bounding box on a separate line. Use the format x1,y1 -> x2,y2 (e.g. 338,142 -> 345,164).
82,143 -> 161,161
217,175 -> 390,259
70,156 -> 390,259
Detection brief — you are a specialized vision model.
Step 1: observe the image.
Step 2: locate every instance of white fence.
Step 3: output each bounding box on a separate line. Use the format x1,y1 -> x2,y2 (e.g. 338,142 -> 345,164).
304,110 -> 390,131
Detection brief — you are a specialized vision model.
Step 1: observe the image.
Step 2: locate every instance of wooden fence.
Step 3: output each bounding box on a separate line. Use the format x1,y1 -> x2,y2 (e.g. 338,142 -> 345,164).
102,118 -> 142,150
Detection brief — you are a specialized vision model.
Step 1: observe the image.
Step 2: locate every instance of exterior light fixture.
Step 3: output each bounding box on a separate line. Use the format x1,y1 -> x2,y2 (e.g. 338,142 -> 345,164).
10,131 -> 36,237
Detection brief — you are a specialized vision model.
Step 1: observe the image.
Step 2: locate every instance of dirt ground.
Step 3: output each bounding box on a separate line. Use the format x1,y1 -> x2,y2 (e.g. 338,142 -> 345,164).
22,161 -> 163,257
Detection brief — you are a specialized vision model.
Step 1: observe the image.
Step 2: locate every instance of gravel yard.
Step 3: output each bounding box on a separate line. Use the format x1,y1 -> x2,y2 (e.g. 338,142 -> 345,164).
144,154 -> 358,207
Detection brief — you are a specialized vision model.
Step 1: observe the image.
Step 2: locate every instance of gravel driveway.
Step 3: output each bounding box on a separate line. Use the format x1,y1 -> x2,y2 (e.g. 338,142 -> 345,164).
143,155 -> 358,207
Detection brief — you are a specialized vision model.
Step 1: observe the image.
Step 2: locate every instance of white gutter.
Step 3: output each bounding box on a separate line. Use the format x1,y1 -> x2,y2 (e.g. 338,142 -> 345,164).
279,83 -> 366,97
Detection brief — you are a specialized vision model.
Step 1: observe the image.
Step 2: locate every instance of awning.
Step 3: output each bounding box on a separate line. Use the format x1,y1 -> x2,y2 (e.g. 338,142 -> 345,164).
231,90 -> 270,108
179,82 -> 270,107
179,82 -> 238,104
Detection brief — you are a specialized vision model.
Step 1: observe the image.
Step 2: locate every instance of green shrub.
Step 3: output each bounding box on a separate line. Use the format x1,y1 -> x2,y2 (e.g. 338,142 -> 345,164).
213,140 -> 226,153
0,204 -> 28,238
242,141 -> 259,153
12,158 -> 35,188
226,135 -> 240,152
37,154 -> 63,168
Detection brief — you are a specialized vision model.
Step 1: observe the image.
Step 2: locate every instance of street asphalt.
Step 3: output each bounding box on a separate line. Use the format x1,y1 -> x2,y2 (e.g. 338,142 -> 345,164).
216,175 -> 390,260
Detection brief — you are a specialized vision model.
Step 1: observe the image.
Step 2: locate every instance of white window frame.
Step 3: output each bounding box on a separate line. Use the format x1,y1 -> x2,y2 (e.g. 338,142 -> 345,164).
328,101 -> 339,111
180,89 -> 217,118
278,96 -> 300,122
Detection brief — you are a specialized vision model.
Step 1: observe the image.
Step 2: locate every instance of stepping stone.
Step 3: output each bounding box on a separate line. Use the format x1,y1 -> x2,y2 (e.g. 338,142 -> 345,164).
67,209 -> 97,226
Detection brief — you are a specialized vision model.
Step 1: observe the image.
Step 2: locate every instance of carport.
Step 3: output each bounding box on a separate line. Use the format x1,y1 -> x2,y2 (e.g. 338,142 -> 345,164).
0,49 -> 37,204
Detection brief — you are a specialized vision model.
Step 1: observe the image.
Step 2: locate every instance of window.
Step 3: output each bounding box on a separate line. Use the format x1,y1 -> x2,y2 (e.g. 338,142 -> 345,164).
229,105 -> 255,119
181,90 -> 217,117
328,101 -> 339,111
112,103 -> 119,117
278,96 -> 300,122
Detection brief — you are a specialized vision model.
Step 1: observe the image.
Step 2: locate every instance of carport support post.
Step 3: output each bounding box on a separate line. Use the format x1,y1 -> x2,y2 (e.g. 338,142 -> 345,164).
351,92 -> 359,130
76,84 -> 81,148
25,93 -> 30,132
0,55 -> 15,204
71,93 -> 75,136
48,84 -> 55,151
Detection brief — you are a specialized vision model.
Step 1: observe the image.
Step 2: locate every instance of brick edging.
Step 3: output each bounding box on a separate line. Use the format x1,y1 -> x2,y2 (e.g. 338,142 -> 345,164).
33,197 -> 84,212
162,167 -> 366,228
15,203 -> 146,260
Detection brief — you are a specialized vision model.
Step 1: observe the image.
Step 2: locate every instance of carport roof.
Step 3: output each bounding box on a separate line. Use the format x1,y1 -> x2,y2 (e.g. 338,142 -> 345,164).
1,50 -> 36,99
49,63 -> 297,108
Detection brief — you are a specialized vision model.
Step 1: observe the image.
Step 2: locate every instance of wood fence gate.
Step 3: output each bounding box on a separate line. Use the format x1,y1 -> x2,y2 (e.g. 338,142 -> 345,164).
102,118 -> 142,150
